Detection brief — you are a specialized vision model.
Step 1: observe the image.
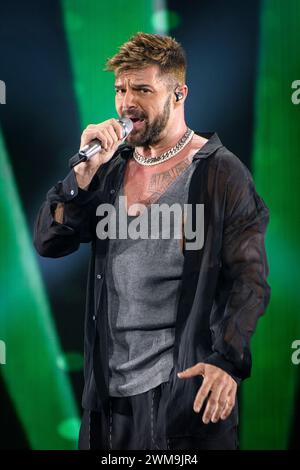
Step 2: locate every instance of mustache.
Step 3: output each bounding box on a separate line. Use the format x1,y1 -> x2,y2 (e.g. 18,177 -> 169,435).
122,110 -> 147,121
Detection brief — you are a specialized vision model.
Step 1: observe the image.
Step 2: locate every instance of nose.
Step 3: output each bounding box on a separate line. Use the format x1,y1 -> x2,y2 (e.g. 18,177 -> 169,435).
121,89 -> 137,111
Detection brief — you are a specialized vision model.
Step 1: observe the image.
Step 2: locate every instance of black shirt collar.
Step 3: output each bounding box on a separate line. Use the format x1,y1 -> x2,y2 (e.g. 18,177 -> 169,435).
192,132 -> 223,160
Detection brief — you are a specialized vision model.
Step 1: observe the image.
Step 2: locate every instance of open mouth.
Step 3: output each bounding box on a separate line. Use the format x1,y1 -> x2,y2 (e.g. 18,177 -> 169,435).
130,117 -> 144,123
130,117 -> 145,130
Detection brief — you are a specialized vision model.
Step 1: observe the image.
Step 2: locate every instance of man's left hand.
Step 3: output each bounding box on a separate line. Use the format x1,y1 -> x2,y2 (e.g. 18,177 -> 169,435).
177,363 -> 237,424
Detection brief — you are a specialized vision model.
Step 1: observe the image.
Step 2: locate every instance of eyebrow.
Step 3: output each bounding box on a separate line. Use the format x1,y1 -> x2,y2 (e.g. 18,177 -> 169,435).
114,83 -> 154,90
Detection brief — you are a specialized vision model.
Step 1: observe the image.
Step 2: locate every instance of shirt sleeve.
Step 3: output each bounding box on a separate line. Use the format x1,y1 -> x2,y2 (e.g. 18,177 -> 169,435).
204,158 -> 271,383
33,168 -> 102,258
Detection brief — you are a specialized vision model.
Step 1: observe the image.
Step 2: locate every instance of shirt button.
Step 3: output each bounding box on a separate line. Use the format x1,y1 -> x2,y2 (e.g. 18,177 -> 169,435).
96,274 -> 102,279
70,189 -> 75,196
110,189 -> 115,194
92,315 -> 96,321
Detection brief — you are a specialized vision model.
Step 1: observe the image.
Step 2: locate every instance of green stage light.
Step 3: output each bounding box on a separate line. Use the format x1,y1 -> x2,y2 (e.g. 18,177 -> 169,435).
151,9 -> 180,32
61,0 -> 154,128
57,417 -> 81,441
240,0 -> 300,450
0,129 -> 79,449
57,352 -> 84,372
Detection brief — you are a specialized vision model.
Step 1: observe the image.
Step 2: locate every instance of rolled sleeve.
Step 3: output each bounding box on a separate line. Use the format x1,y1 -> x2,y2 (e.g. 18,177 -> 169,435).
34,169 -> 101,257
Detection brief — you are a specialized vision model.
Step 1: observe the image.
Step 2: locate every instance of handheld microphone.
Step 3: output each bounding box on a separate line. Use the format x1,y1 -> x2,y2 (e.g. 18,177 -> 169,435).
79,117 -> 133,160
70,117 -> 133,168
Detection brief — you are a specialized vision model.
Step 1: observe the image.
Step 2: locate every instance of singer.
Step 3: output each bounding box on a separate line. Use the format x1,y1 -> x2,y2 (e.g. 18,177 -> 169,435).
34,33 -> 270,450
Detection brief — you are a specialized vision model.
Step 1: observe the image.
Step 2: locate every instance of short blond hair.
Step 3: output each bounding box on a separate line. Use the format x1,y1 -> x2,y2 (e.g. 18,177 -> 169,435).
105,32 -> 186,86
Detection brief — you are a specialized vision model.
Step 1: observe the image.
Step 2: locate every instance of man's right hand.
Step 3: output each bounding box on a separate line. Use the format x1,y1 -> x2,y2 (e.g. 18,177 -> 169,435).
74,118 -> 125,189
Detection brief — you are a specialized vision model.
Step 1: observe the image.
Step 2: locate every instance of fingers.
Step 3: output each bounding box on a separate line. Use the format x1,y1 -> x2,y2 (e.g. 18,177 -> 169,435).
193,377 -> 212,414
177,363 -> 237,424
100,128 -> 114,151
202,382 -> 236,424
206,384 -> 230,424
220,387 -> 236,421
80,124 -> 95,150
177,362 -> 205,379
80,119 -> 123,153
202,380 -> 225,424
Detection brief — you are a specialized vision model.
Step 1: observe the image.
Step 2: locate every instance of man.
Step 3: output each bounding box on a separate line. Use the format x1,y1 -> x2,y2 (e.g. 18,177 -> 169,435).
34,32 -> 270,450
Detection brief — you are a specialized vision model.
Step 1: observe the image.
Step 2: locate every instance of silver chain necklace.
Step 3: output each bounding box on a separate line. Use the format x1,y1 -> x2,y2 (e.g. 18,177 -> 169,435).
133,128 -> 194,166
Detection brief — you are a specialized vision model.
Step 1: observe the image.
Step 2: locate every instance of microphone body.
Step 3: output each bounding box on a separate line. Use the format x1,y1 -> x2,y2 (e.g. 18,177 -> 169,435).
78,117 -> 133,161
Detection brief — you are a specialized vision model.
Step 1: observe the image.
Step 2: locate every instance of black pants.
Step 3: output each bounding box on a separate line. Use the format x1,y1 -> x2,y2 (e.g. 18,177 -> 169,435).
78,382 -> 238,450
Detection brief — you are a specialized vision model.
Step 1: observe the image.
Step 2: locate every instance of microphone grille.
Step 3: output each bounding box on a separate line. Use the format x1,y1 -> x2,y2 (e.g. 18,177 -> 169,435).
119,117 -> 133,137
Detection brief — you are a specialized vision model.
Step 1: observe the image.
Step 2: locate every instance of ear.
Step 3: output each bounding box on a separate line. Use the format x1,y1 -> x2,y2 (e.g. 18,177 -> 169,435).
174,84 -> 188,103
175,91 -> 183,101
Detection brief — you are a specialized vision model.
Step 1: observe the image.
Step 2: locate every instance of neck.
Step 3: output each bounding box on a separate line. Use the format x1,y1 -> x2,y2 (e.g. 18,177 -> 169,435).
136,119 -> 188,157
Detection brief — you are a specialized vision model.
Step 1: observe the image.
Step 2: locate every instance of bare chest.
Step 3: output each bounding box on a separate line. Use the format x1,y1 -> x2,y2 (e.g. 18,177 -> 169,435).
122,134 -> 208,216
123,157 -> 192,216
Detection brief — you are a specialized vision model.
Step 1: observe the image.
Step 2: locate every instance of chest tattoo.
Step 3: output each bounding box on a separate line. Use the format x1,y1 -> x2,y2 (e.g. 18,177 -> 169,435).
125,156 -> 192,211
147,158 -> 190,196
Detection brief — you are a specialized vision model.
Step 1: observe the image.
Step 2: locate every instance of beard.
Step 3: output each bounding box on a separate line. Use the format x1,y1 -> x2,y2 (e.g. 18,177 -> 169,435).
125,94 -> 171,147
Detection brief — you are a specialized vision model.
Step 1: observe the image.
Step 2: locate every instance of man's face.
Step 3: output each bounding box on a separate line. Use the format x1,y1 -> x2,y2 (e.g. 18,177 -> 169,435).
114,65 -> 173,147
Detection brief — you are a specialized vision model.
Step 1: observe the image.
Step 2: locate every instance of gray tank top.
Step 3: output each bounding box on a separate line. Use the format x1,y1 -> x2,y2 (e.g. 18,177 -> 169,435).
106,160 -> 197,396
